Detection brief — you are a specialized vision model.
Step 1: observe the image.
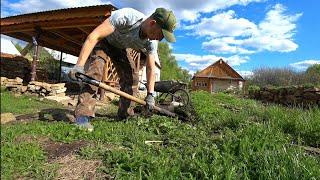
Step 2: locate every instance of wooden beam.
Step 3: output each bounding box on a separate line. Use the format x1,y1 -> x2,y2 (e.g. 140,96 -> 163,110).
25,31 -> 81,52
9,32 -> 79,56
50,30 -> 83,46
1,5 -> 114,26
77,27 -> 92,35
1,18 -> 102,33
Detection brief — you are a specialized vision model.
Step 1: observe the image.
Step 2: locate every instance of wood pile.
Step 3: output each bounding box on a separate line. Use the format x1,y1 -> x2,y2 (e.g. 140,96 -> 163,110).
0,53 -> 31,82
249,85 -> 320,106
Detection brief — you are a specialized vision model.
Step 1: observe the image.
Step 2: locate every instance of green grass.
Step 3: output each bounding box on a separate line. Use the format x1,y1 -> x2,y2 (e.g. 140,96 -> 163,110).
1,88 -> 63,115
1,89 -> 320,179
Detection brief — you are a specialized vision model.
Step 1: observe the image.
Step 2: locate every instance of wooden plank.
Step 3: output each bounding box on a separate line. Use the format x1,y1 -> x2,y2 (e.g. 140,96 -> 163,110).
50,30 -> 83,46
77,27 -> 92,35
9,32 -> 79,56
1,5 -> 114,26
27,31 -> 81,55
1,18 -> 102,33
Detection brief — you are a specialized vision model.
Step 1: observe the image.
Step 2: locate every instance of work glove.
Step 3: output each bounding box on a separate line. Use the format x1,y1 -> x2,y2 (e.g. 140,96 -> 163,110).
145,93 -> 155,111
68,65 -> 85,81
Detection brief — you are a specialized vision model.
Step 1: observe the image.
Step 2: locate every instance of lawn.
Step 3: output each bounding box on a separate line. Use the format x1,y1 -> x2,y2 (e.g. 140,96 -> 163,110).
1,88 -> 320,179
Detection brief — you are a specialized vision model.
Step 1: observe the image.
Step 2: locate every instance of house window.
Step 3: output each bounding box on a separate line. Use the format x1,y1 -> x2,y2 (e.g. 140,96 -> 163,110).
196,81 -> 207,87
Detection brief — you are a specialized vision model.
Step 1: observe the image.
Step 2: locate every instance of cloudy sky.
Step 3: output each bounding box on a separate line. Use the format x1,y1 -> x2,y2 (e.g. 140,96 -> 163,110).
1,0 -> 319,76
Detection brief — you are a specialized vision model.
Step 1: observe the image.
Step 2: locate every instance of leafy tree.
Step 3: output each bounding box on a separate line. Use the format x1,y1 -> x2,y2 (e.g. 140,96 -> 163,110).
305,64 -> 320,86
14,43 -> 61,80
158,42 -> 191,83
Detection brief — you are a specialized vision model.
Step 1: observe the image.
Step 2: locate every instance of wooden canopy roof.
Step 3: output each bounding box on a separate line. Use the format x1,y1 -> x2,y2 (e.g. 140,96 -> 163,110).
1,4 -> 117,56
193,59 -> 245,81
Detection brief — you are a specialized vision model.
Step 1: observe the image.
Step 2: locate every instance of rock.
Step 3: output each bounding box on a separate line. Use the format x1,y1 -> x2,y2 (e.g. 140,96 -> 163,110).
1,113 -> 16,124
15,77 -> 23,83
45,95 -> 71,103
20,85 -> 28,93
55,87 -> 67,94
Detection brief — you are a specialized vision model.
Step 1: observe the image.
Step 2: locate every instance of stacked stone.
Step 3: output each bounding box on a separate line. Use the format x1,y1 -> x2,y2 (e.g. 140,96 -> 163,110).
27,81 -> 66,97
249,85 -> 320,106
2,77 -> 28,93
1,77 -> 67,97
1,77 -> 8,85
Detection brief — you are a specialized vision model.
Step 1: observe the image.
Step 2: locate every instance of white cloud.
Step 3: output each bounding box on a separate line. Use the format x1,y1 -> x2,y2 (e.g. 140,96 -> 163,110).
184,4 -> 302,54
290,60 -> 320,71
202,37 -> 255,54
173,53 -> 250,75
173,53 -> 251,76
2,0 -> 108,16
237,70 -> 254,77
184,10 -> 257,38
173,53 -> 249,66
2,0 -> 264,22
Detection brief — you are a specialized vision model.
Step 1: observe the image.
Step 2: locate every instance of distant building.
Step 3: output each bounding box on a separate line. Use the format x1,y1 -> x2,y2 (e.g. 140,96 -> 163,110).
192,59 -> 245,93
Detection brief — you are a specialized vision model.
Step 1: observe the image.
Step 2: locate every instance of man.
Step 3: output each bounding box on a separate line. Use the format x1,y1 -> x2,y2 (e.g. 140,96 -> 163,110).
69,7 -> 177,131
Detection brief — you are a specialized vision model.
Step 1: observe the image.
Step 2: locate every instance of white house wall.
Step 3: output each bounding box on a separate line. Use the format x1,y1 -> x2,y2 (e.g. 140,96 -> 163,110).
139,66 -> 161,90
211,79 -> 241,92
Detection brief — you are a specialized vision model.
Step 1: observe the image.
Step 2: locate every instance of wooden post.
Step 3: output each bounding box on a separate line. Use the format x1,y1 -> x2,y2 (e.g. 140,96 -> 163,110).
99,62 -> 109,101
59,51 -> 63,82
31,36 -> 39,81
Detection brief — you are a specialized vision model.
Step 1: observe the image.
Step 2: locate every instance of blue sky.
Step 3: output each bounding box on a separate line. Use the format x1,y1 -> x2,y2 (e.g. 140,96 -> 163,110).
1,0 -> 319,76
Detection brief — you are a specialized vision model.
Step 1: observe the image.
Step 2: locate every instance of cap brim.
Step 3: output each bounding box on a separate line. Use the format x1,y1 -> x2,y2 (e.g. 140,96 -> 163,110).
162,29 -> 176,43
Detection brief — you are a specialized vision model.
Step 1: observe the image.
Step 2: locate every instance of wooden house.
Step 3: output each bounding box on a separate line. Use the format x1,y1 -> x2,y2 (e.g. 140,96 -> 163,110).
192,59 -> 245,93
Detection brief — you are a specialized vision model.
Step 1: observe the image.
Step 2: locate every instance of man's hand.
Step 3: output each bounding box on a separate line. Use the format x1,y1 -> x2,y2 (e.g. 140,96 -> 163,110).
68,65 -> 85,81
145,93 -> 155,111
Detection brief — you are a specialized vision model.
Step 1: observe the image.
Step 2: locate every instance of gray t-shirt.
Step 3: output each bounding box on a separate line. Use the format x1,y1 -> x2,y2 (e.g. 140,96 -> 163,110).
107,8 -> 158,56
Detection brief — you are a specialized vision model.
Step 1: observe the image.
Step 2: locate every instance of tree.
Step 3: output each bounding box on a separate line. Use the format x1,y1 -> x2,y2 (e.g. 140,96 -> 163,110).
305,64 -> 320,86
158,42 -> 191,83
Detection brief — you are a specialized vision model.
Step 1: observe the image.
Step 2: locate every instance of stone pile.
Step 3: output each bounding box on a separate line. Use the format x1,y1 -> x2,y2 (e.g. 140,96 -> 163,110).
249,85 -> 320,106
28,81 -> 66,97
1,77 -> 66,97
1,77 -> 27,93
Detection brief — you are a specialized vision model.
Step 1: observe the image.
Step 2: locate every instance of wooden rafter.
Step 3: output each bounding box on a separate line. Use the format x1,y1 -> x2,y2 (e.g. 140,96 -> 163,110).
50,30 -> 83,46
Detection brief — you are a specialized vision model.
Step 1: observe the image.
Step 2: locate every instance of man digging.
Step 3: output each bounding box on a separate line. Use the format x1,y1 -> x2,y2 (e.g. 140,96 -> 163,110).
69,7 -> 177,131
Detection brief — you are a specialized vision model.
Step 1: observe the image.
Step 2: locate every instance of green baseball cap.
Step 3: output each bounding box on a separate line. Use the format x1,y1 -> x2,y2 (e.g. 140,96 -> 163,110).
151,8 -> 177,42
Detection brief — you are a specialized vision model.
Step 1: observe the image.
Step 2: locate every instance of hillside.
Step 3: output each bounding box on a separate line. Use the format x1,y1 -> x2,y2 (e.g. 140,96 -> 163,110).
1,89 -> 319,179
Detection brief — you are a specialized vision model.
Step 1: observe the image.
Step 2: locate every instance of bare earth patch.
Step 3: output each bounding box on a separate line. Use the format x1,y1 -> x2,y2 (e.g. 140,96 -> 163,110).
52,154 -> 111,179
14,135 -> 113,179
42,140 -> 88,162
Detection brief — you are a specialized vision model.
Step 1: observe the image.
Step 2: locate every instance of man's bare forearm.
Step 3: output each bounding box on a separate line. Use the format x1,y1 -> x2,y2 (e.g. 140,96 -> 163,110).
75,19 -> 114,67
76,35 -> 99,66
146,54 -> 156,93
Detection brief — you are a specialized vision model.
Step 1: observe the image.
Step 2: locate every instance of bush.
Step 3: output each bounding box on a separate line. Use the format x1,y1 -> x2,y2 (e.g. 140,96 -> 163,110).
247,66 -> 320,87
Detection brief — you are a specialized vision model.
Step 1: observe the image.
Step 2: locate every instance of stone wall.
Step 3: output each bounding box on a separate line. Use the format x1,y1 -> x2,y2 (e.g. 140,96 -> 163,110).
248,86 -> 320,106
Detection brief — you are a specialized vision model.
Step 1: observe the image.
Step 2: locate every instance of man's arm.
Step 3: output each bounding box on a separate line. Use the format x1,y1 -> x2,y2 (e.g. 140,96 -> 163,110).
146,54 -> 156,93
76,18 -> 114,66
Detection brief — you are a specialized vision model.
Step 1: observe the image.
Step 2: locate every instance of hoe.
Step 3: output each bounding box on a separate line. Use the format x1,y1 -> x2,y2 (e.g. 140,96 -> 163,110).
75,72 -> 194,121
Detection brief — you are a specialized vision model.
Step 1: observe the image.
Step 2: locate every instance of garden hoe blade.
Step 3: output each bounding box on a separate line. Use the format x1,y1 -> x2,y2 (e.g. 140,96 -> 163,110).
75,72 -> 182,119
